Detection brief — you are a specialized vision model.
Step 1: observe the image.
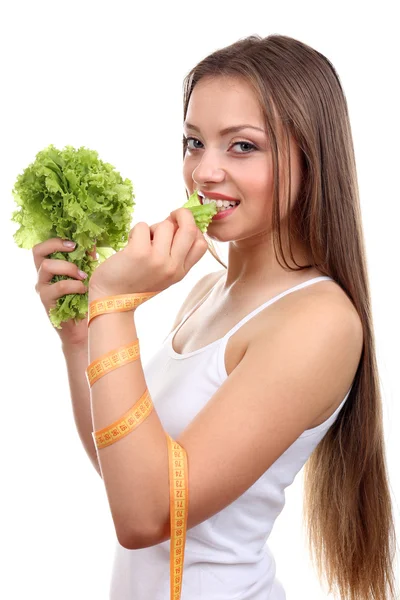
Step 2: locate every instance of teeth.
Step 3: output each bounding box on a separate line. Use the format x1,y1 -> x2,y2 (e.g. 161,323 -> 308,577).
203,197 -> 239,208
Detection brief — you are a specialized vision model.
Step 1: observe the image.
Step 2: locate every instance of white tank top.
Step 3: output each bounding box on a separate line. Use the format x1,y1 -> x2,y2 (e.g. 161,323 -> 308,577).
110,276 -> 353,599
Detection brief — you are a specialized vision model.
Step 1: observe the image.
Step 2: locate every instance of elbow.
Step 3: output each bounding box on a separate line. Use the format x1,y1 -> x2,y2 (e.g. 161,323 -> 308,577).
117,527 -> 150,550
114,502 -> 170,550
116,521 -> 162,550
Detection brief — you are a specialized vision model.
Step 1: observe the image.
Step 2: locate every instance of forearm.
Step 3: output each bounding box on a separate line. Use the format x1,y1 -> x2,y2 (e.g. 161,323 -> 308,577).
62,341 -> 102,478
88,309 -> 170,547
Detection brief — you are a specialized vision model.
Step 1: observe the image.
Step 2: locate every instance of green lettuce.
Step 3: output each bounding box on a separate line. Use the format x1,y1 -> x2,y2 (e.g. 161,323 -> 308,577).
11,145 -> 135,328
182,190 -> 217,232
12,147 -> 215,330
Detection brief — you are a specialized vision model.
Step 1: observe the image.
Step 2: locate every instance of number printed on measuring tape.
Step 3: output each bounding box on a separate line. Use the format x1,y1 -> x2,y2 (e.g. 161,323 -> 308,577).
167,435 -> 189,600
88,292 -> 160,325
92,389 -> 153,449
86,339 -> 140,387
86,291 -> 188,600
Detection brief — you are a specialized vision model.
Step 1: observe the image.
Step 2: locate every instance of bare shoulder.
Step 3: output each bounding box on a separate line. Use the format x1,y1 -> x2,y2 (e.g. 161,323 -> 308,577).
248,279 -> 364,424
294,280 -> 363,366
264,278 -> 362,341
300,279 -> 363,342
168,269 -> 225,335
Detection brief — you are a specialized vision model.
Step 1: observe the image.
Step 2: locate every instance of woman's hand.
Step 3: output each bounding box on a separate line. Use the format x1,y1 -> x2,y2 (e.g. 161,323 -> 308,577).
32,238 -> 97,347
88,208 -> 208,300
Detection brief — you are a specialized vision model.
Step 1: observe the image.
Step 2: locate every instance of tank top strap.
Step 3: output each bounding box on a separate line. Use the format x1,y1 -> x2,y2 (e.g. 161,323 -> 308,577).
221,276 -> 334,343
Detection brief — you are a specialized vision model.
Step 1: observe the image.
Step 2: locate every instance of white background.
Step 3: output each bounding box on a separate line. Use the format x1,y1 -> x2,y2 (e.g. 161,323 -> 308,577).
1,1 -> 399,598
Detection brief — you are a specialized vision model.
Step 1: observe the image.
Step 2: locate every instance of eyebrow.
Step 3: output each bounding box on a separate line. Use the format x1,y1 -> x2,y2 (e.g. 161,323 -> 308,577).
184,122 -> 265,136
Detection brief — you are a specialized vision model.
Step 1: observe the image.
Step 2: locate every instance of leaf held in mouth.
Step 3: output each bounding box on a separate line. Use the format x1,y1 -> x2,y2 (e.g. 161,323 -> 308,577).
182,190 -> 218,233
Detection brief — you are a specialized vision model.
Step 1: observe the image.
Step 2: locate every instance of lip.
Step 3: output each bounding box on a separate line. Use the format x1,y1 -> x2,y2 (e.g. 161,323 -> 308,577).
211,204 -> 239,220
197,191 -> 240,204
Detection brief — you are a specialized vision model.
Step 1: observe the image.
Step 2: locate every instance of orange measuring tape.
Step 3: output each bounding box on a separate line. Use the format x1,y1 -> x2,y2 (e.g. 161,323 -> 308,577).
85,292 -> 189,600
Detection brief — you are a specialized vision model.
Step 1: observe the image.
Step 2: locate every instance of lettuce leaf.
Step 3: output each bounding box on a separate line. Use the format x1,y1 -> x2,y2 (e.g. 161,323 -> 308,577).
12,145 -> 135,328
182,190 -> 217,232
12,147 -> 215,330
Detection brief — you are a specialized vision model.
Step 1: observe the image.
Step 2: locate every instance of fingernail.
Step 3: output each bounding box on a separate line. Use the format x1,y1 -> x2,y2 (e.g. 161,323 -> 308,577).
63,240 -> 76,248
78,270 -> 88,279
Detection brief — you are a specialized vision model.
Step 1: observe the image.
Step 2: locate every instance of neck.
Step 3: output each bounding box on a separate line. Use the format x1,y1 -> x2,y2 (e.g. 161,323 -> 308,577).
220,231 -> 315,294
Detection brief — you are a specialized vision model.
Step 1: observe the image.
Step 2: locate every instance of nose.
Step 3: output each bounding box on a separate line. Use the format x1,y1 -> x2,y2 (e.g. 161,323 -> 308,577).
191,153 -> 226,188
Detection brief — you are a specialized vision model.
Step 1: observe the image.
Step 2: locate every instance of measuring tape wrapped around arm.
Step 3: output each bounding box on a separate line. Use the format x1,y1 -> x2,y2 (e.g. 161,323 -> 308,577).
86,292 -> 189,600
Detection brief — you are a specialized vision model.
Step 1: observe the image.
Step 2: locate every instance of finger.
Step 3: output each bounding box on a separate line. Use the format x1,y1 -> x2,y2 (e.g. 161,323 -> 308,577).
37,257 -> 88,286
169,208 -> 201,243
37,278 -> 88,313
169,207 -> 197,227
169,208 -> 202,264
32,238 -> 78,272
127,222 -> 152,253
128,222 -> 152,241
184,237 -> 209,271
149,219 -> 178,240
151,218 -> 178,259
87,241 -> 97,259
149,222 -> 162,240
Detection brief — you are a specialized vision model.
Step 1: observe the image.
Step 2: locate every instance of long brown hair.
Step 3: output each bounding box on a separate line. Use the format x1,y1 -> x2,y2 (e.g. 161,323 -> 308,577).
182,35 -> 398,600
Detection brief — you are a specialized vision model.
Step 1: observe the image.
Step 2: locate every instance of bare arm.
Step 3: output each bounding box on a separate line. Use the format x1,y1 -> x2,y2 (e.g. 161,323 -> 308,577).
62,341 -> 102,478
31,237 -> 102,477
62,269 -> 224,481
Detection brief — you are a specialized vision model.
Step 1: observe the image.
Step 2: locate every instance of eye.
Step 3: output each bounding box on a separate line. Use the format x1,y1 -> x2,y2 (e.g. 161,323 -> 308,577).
232,141 -> 256,154
183,136 -> 203,151
183,136 -> 256,154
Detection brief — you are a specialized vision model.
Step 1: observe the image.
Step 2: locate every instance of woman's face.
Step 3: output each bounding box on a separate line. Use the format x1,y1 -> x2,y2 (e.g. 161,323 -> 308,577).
183,76 -> 303,242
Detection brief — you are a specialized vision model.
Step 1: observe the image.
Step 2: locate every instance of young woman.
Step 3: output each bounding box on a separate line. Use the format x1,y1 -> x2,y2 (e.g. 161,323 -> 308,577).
32,35 -> 397,599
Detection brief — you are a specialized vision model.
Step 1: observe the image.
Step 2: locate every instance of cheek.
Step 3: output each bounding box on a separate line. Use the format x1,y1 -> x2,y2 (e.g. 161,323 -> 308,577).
247,167 -> 273,204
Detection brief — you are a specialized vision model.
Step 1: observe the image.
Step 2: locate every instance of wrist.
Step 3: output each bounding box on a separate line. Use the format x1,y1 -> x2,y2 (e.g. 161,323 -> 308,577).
62,339 -> 88,357
88,286 -> 139,302
88,285 -> 109,302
